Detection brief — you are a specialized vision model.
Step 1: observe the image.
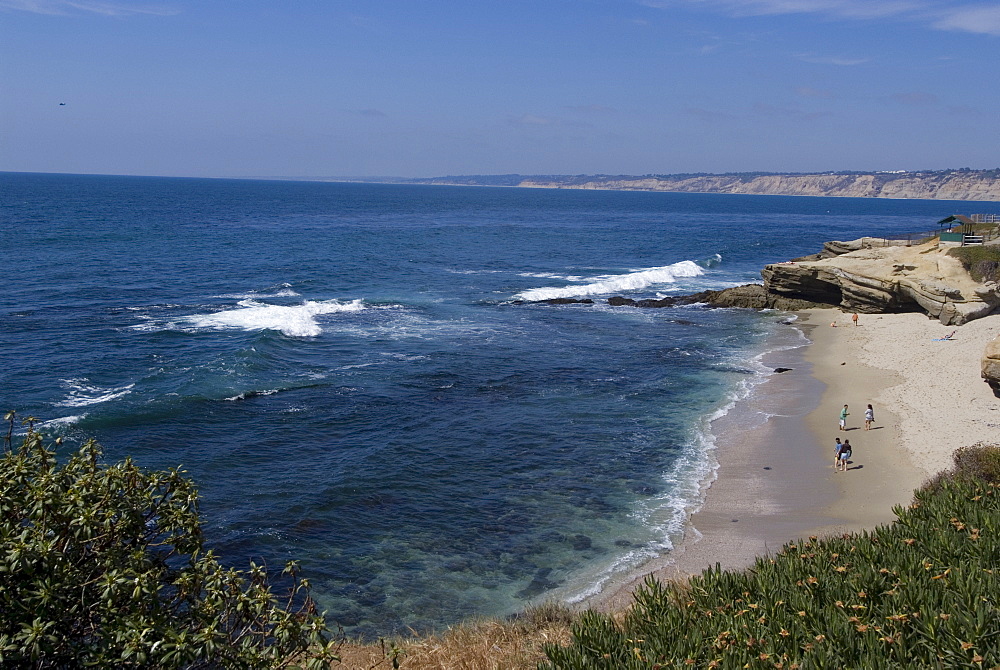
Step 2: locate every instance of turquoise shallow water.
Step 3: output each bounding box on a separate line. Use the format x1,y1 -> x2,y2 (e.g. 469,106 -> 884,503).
0,172 -> 969,636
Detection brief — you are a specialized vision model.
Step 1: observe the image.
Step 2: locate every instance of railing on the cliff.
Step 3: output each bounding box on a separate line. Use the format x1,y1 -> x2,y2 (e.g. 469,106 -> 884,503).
866,226 -> 1000,248
971,214 -> 1000,224
862,232 -> 939,248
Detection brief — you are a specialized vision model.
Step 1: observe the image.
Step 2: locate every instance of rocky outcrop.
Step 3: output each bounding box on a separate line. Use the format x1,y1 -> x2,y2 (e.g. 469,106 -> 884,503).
521,237 -> 999,325
681,285 -> 832,310
762,239 -> 1000,325
517,171 -> 1000,202
982,334 -> 1000,392
605,285 -> 831,311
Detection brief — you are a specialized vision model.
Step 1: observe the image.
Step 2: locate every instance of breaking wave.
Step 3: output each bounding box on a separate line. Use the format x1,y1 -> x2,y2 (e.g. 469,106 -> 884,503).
182,299 -> 365,337
514,261 -> 705,301
56,380 -> 134,407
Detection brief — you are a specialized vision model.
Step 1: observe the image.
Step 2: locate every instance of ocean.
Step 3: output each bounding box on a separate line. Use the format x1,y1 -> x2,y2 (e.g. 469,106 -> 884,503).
0,172 -> 969,637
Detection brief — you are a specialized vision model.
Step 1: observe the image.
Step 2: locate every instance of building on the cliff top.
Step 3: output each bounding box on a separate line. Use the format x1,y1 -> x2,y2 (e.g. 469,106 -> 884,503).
938,215 -> 998,247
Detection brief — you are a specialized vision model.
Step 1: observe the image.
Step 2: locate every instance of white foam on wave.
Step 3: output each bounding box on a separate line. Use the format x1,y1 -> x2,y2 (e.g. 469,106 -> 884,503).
514,261 -> 705,301
561,418 -> 721,605
224,389 -> 280,402
700,253 -> 723,268
56,379 -> 135,407
652,277 -> 750,299
217,285 -> 301,300
558,316 -> 810,606
517,272 -> 589,281
184,298 -> 365,337
40,414 -> 87,427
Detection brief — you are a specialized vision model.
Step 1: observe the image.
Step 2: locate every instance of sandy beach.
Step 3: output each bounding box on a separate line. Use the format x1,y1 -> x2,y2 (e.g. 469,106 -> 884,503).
593,308 -> 1000,612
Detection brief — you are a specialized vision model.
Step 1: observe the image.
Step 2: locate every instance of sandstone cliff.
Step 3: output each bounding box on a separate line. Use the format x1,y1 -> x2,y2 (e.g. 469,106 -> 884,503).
518,172 -> 1000,202
761,239 -> 1000,325
982,334 -> 1000,391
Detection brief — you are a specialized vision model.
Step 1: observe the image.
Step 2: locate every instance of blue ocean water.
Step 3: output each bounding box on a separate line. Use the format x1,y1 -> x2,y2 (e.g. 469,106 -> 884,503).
0,173 -> 969,636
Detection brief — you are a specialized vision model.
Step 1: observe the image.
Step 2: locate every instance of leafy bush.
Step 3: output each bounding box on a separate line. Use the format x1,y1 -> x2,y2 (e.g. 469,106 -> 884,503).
947,246 -> 1000,283
543,447 -> 1000,669
0,415 -> 339,668
922,442 -> 1000,494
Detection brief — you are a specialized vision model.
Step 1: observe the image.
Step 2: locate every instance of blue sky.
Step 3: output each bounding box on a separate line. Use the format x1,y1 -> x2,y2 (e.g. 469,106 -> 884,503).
3,0 -> 999,178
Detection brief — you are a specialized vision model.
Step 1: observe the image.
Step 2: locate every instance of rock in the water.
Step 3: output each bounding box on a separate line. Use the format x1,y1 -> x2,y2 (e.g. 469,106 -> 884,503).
607,284 -> 831,310
635,297 -> 680,308
607,296 -> 637,306
774,367 -> 792,373
681,284 -> 833,310
539,298 -> 594,305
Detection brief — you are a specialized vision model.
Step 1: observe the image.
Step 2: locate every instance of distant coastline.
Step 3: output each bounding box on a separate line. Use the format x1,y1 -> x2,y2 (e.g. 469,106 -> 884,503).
293,169 -> 1000,202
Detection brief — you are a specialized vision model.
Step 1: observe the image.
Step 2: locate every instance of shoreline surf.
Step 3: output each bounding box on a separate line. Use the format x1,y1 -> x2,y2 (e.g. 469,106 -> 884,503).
584,307 -> 975,613
571,312 -> 820,610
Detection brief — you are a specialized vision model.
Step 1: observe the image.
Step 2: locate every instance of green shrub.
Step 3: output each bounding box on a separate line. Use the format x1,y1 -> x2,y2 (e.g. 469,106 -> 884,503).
922,442 -> 1000,494
947,246 -> 1000,283
0,414 -> 339,668
543,446 -> 1000,669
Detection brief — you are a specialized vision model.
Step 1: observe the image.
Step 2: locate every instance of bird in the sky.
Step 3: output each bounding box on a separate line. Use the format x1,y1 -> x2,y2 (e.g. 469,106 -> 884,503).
59,102 -> 66,106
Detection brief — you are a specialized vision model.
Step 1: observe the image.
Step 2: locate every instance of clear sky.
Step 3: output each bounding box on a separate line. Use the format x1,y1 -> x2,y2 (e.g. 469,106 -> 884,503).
3,0 -> 999,178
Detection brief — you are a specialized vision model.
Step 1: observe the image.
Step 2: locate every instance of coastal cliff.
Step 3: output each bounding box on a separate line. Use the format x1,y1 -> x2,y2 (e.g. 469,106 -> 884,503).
584,235 -> 999,328
345,169 -> 1000,201
535,237 -> 1000,325
517,171 -> 1000,201
759,238 -> 1000,325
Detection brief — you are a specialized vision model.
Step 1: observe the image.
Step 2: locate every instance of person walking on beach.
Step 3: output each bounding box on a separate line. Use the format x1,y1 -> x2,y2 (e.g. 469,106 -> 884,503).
852,313 -> 859,326
837,439 -> 853,471
864,404 -> 875,430
834,437 -> 842,468
839,404 -> 849,431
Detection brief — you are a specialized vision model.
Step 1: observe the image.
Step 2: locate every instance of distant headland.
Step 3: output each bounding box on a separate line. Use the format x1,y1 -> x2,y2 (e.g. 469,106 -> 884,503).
322,168 -> 1000,201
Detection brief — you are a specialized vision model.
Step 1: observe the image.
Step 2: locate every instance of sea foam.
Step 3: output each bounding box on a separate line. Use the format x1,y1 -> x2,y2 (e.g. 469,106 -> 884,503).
40,414 -> 87,427
514,261 -> 705,301
56,380 -> 134,407
184,299 -> 364,337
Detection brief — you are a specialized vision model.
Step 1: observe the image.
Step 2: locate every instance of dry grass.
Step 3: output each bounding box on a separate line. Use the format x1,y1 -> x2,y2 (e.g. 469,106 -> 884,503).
330,603 -> 577,670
